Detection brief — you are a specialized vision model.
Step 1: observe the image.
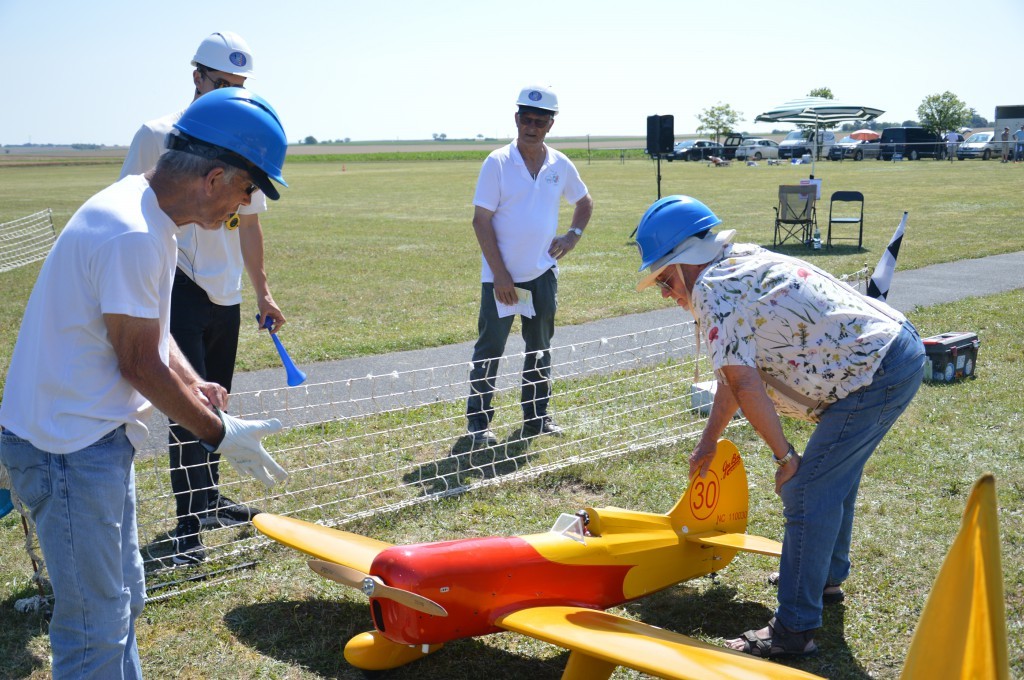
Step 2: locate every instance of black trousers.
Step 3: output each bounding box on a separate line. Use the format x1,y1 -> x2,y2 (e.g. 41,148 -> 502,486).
466,268 -> 557,429
167,270 -> 240,521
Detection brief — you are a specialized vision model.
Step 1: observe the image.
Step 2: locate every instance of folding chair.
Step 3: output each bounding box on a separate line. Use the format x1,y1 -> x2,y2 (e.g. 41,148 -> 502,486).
827,190 -> 864,249
772,185 -> 817,247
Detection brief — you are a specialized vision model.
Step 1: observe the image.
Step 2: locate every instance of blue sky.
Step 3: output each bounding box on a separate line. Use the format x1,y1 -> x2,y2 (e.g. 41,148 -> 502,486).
1,0 -> 1019,145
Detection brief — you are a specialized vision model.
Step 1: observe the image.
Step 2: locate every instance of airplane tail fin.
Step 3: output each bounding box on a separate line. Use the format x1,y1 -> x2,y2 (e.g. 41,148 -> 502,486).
667,439 -> 749,537
900,473 -> 1010,680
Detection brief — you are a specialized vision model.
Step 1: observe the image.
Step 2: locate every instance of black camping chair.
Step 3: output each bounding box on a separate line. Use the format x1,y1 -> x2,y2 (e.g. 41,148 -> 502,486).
827,191 -> 864,249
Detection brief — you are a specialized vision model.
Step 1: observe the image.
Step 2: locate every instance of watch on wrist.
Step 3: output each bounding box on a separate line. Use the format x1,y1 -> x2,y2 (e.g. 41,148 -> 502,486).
569,227 -> 583,237
774,444 -> 796,467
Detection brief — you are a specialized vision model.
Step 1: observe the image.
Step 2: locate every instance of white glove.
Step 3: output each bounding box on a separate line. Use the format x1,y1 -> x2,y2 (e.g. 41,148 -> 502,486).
212,409 -> 288,487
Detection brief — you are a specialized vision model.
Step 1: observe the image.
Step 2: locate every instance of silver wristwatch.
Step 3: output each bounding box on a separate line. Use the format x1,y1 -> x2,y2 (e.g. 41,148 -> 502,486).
774,444 -> 797,467
569,227 -> 583,237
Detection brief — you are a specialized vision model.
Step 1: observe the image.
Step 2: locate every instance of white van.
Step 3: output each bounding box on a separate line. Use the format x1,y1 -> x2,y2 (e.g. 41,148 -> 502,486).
778,129 -> 836,159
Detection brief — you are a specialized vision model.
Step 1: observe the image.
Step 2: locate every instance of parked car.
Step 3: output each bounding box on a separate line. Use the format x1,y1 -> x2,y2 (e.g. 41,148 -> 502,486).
879,127 -> 945,160
828,136 -> 882,161
721,133 -> 756,160
669,139 -> 725,161
734,138 -> 779,160
956,131 -> 999,160
778,129 -> 836,159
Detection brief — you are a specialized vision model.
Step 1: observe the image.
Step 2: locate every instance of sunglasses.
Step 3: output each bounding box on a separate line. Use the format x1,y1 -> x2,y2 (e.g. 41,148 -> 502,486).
518,115 -> 552,129
654,278 -> 674,293
200,68 -> 241,90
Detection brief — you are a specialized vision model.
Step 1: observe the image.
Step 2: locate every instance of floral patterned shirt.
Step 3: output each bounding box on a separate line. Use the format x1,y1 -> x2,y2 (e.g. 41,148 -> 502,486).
692,243 -> 905,421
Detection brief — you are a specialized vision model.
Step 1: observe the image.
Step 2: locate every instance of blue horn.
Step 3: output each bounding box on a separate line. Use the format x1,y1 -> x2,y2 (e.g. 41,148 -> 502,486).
258,314 -> 307,387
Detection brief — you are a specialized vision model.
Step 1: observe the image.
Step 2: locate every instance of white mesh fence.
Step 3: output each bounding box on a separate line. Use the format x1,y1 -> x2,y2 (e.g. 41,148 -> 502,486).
0,209 -> 56,273
128,318 -> 717,598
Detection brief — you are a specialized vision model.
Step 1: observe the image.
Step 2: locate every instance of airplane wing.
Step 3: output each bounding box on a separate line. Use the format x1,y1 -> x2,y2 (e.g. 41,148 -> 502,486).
496,605 -> 823,680
252,513 -> 392,574
686,531 -> 783,557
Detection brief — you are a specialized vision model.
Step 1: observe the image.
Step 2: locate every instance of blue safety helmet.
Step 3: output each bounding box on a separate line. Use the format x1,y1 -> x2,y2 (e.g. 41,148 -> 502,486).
172,88 -> 288,199
635,195 -> 722,271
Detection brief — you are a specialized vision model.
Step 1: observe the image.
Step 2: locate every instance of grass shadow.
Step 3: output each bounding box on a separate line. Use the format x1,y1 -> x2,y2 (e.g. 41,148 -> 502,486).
225,598 -> 563,679
401,431 -> 540,496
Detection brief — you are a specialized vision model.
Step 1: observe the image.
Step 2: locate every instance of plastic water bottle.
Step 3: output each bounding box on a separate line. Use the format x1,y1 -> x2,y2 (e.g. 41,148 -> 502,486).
812,226 -> 821,250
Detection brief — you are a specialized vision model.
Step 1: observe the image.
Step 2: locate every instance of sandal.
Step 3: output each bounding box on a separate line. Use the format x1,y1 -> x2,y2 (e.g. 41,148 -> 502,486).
733,617 -> 818,659
767,571 -> 845,605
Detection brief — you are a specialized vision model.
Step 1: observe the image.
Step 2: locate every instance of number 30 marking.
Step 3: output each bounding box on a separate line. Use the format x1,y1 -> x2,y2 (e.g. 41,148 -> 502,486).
689,475 -> 720,520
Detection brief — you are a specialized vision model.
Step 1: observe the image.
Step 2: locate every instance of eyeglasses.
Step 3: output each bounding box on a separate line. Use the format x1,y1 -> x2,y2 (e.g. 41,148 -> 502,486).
518,115 -> 552,129
243,181 -> 258,197
199,68 -> 241,90
655,278 -> 674,293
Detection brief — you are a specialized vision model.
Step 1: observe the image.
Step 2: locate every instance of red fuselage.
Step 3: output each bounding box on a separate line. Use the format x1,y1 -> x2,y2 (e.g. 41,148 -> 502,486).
370,536 -> 633,645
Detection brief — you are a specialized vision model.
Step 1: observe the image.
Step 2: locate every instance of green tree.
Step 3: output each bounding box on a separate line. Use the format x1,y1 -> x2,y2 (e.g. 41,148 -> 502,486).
695,103 -> 742,142
303,135 -> 318,145
917,92 -> 971,134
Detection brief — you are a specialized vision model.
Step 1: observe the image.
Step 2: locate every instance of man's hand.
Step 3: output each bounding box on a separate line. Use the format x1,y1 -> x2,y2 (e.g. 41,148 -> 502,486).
192,381 -> 228,410
213,409 -> 288,487
492,270 -> 518,305
548,232 -> 579,260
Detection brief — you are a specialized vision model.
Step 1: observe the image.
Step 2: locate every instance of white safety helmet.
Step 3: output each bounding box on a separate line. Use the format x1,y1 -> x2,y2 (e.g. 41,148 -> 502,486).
191,31 -> 254,76
516,85 -> 558,114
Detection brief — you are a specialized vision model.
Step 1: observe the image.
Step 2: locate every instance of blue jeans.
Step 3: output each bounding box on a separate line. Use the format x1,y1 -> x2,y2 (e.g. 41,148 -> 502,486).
467,268 -> 557,429
776,321 -> 925,632
0,426 -> 145,679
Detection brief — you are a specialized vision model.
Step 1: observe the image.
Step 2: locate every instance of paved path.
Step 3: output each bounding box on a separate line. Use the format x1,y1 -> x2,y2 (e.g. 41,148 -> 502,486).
232,251 -> 1024,393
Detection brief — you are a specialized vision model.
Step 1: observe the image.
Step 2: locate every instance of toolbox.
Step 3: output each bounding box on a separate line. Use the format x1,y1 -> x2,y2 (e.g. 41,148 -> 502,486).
922,332 -> 979,383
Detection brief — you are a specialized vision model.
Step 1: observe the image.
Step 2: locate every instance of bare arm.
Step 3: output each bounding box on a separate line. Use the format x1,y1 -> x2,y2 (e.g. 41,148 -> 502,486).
238,213 -> 285,332
471,205 -> 517,305
691,365 -> 797,493
105,313 -> 224,444
548,193 -> 594,260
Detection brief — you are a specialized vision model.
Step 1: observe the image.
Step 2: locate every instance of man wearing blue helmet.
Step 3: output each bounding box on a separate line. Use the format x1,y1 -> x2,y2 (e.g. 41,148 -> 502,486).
120,32 -> 290,564
635,195 -> 925,661
463,84 -> 594,446
0,87 -> 289,679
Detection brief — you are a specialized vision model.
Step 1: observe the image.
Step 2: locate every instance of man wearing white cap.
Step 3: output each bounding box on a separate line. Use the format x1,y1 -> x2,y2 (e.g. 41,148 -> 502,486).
120,31 -> 287,564
464,85 -> 593,446
634,195 -> 925,660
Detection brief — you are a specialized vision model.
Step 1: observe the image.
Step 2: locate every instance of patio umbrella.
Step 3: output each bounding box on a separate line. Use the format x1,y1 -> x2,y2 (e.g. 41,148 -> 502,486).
756,97 -> 885,174
851,129 -> 881,141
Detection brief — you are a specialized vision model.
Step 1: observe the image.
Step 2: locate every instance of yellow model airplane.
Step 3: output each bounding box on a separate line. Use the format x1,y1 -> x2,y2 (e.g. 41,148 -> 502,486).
255,439 -> 820,678
254,441 -> 1010,679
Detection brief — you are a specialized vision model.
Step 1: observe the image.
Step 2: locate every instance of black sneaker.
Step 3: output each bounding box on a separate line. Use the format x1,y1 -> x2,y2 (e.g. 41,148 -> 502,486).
171,520 -> 206,565
468,426 -> 498,447
199,495 -> 261,528
520,418 -> 565,439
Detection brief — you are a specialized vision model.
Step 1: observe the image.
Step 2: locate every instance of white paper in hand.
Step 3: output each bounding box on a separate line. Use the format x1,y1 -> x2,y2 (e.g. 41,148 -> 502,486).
495,287 -> 535,319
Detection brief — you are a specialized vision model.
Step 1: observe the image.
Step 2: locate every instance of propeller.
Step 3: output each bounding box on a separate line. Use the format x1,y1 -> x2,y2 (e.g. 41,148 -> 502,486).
307,559 -> 448,617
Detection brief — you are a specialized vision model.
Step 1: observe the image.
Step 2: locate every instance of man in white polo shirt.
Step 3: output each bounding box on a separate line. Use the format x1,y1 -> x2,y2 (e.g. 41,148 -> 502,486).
0,88 -> 289,679
120,31 -> 288,564
465,84 -> 594,446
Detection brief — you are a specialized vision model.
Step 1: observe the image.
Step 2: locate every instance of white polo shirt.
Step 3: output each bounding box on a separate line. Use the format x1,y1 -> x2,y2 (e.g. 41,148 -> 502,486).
120,110 -> 267,305
0,176 -> 179,452
473,142 -> 588,283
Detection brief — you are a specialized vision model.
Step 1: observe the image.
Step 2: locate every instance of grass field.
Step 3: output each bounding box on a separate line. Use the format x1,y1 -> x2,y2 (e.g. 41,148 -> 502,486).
1,155 -> 1021,388
0,154 -> 1022,678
